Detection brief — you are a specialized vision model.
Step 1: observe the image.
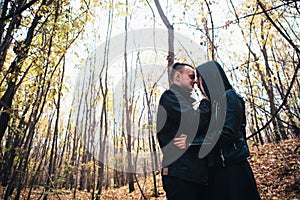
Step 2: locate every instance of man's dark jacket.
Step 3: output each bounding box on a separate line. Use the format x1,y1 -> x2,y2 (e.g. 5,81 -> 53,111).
156,84 -> 211,184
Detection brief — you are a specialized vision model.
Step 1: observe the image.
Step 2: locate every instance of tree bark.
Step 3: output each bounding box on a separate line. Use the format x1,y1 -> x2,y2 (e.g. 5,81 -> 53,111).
153,0 -> 174,81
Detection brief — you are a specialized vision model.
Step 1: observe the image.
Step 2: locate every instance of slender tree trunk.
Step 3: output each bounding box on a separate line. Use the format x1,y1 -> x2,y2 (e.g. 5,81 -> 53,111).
123,0 -> 134,193
153,0 -> 174,81
246,62 -> 264,145
0,0 -> 23,71
203,0 -> 216,60
261,44 -> 287,141
0,0 -> 44,144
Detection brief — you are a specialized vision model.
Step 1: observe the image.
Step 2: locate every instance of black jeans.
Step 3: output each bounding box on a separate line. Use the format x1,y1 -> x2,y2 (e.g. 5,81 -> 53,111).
162,175 -> 209,200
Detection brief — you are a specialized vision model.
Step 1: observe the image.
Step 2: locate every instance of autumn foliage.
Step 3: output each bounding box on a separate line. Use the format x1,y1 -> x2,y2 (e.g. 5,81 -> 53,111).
250,138 -> 300,200
0,0 -> 299,200
1,138 -> 298,200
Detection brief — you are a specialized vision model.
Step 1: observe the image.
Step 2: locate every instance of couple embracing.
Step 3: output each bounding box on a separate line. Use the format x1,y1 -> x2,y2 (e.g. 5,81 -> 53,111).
156,61 -> 261,200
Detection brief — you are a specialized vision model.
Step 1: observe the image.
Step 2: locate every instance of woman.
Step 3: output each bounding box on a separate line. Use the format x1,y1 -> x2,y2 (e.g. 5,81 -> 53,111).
174,61 -> 261,200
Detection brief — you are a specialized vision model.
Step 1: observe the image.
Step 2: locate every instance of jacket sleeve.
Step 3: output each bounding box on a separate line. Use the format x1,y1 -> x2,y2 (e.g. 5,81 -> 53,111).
191,98 -> 211,144
156,90 -> 181,148
197,98 -> 211,136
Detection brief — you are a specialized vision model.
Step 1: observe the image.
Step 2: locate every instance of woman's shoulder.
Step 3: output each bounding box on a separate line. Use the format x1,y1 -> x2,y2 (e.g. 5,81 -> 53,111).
225,89 -> 243,99
225,89 -> 245,111
225,89 -> 242,104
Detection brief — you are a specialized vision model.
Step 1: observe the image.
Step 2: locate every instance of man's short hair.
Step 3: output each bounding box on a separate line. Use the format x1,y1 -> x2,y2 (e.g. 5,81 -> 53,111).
170,62 -> 194,81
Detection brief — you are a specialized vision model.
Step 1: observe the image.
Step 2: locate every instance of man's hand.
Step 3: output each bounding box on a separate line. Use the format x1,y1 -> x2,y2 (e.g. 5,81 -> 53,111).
173,134 -> 187,150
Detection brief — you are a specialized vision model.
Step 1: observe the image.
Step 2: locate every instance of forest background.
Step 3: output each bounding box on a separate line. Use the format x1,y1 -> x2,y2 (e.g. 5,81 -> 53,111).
0,0 -> 299,199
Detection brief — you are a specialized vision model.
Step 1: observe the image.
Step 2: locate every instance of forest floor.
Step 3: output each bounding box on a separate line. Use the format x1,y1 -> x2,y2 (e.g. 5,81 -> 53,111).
1,138 -> 299,200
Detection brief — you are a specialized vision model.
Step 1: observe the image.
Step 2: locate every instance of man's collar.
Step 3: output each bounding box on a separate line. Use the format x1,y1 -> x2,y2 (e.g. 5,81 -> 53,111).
170,84 -> 193,96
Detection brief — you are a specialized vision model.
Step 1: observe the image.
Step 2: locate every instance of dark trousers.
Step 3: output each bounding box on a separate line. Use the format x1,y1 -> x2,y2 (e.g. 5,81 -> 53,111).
162,175 -> 209,200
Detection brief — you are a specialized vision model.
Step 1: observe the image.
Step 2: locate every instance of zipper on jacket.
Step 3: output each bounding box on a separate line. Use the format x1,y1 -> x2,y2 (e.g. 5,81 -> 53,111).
233,142 -> 237,150
220,149 -> 225,167
215,101 -> 218,122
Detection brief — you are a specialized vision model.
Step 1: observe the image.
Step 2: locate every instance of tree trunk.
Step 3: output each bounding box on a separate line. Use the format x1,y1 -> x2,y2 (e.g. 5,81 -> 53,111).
153,0 -> 174,81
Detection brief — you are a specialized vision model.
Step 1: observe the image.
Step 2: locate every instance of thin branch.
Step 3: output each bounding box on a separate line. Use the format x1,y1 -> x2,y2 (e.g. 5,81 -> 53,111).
204,0 -> 215,59
153,0 -> 172,29
257,0 -> 300,54
174,1 -> 297,31
145,0 -> 157,53
0,0 -> 39,21
247,61 -> 300,140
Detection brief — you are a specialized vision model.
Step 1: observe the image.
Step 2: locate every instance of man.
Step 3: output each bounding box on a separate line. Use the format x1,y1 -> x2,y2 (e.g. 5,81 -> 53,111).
156,62 -> 211,200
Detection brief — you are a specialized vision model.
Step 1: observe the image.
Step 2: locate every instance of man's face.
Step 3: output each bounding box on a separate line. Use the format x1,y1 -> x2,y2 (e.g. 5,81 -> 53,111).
176,66 -> 196,91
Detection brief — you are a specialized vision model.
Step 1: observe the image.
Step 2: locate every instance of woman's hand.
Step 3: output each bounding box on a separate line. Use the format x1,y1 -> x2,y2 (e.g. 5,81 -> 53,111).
173,134 -> 187,150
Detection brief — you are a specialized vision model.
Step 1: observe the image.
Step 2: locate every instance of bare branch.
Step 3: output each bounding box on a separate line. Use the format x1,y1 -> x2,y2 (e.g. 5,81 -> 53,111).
0,0 -> 39,21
